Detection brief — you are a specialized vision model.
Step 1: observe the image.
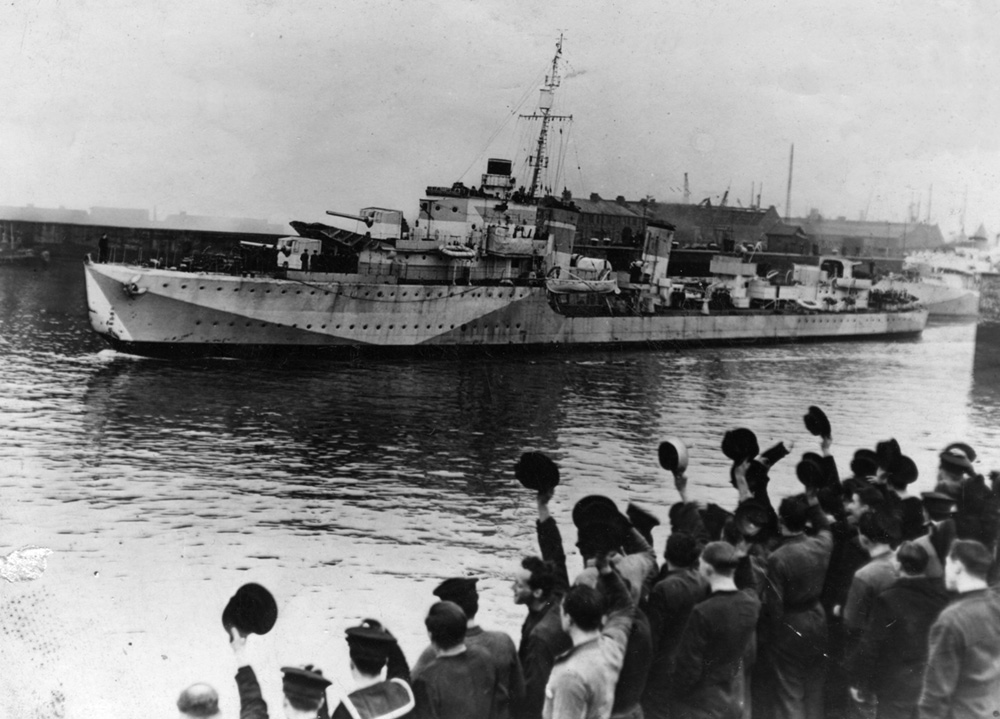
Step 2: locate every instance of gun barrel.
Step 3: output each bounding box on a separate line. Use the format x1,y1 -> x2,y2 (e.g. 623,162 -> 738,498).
326,210 -> 373,227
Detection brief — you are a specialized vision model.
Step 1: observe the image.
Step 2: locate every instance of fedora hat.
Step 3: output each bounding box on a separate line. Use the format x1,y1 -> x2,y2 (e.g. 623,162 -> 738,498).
888,454 -> 919,485
657,438 -> 689,473
875,439 -> 901,471
721,428 -> 759,463
222,583 -> 278,637
803,406 -> 831,438
514,451 -> 560,492
795,452 -> 827,489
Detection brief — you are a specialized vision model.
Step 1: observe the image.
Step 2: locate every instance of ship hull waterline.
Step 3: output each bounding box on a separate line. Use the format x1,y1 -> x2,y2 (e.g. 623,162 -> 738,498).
86,262 -> 929,360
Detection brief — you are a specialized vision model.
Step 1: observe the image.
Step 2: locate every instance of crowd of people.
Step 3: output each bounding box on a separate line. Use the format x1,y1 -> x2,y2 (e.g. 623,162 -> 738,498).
176,407 -> 1000,719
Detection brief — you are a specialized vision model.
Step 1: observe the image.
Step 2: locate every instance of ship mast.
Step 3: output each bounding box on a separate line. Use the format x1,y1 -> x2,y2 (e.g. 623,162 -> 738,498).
521,34 -> 572,200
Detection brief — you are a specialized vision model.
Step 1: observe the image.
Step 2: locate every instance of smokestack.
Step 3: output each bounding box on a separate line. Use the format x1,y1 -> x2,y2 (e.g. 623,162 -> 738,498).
785,144 -> 794,221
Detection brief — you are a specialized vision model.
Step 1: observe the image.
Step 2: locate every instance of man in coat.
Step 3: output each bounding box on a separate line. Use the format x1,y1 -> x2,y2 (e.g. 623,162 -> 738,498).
848,542 -> 949,719
412,578 -> 523,719
669,541 -> 761,719
918,539 -> 1000,719
642,532 -> 709,719
515,488 -> 572,719
758,490 -> 833,719
412,601 -> 500,719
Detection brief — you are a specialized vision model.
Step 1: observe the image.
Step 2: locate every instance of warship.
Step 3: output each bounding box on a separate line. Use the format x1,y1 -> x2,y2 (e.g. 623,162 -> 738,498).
84,37 -> 928,359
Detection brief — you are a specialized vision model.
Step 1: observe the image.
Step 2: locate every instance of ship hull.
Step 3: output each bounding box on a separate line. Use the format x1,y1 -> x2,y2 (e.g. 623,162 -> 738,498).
86,262 -> 929,359
876,278 -> 980,317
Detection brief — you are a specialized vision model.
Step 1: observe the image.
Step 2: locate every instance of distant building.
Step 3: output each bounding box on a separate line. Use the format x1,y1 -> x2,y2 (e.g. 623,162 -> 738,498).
765,222 -> 811,254
791,209 -> 945,257
649,202 -> 782,251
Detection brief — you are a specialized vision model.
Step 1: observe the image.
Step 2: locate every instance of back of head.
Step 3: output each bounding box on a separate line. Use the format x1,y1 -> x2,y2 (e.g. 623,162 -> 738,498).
561,584 -> 604,632
281,666 -> 331,715
778,494 -> 810,532
664,532 -> 701,568
425,601 -> 467,650
433,577 -> 479,621
345,619 -> 397,677
949,539 -> 993,580
177,684 -> 220,718
701,541 -> 741,576
858,510 -> 900,547
521,556 -> 558,598
895,541 -> 929,576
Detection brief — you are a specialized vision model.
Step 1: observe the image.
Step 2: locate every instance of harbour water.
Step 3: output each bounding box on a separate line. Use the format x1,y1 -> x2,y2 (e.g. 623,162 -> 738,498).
1,259 -> 997,717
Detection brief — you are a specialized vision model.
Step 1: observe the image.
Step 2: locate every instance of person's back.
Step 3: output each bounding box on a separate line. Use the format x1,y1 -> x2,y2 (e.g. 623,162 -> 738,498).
543,566 -> 634,719
642,534 -> 709,719
919,539 -> 1000,719
411,577 -> 523,719
412,643 -> 497,719
670,542 -> 761,719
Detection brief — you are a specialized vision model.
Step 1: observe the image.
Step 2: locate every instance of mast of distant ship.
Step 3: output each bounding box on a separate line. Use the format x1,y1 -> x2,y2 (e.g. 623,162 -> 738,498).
522,34 -> 572,200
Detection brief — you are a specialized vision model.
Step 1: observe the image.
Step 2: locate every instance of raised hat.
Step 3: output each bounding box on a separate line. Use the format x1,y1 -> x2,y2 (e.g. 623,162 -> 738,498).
795,452 -> 827,489
850,449 -> 879,478
888,455 -> 919,485
939,447 -> 975,475
514,451 -> 560,492
803,406 -> 831,438
345,619 -> 398,666
222,583 -> 278,637
943,442 -> 977,462
734,498 -> 771,529
758,441 -> 791,468
657,438 -> 689,473
280,666 -> 331,704
876,439 -> 901,471
721,428 -> 759,463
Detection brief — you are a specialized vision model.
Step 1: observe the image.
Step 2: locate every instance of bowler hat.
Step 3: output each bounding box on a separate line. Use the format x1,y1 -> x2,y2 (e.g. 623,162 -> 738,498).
850,449 -> 879,478
514,451 -> 560,492
795,452 -> 827,489
721,428 -> 759,463
803,406 -> 831,438
222,583 -> 278,637
657,438 -> 689,473
876,439 -> 901,471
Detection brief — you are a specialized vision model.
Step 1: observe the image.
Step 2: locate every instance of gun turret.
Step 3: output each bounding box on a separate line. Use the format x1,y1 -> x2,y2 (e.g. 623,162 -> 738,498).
326,209 -> 374,227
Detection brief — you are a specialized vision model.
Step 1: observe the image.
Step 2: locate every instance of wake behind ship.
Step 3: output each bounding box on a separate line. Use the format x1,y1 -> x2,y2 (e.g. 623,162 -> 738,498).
84,37 -> 928,360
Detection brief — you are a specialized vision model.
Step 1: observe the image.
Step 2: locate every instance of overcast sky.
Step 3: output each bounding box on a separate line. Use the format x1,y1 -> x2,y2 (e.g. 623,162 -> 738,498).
3,0 -> 998,239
